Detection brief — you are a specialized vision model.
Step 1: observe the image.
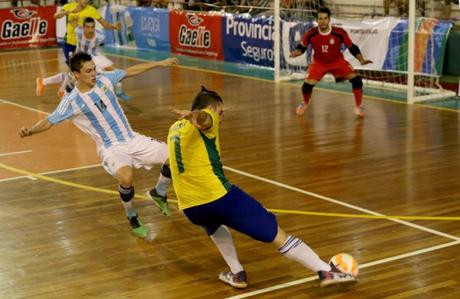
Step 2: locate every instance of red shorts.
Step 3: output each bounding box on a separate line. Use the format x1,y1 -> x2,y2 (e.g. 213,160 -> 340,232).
306,59 -> 355,81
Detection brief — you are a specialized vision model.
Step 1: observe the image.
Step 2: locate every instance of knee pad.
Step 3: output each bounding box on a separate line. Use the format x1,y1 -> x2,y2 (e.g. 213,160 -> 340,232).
302,82 -> 314,94
118,185 -> 134,202
161,164 -> 171,178
350,76 -> 363,89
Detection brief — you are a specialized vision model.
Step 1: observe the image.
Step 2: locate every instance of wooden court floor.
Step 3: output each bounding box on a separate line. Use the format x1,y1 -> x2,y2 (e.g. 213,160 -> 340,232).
1,48 -> 460,298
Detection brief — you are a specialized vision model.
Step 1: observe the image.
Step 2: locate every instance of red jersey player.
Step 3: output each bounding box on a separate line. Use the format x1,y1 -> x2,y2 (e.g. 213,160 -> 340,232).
290,7 -> 372,117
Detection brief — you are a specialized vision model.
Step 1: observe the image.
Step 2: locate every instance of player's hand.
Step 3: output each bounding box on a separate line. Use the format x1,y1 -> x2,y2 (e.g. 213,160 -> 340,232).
173,109 -> 192,120
19,127 -> 32,138
114,21 -> 122,30
290,50 -> 302,58
161,57 -> 179,66
360,59 -> 373,65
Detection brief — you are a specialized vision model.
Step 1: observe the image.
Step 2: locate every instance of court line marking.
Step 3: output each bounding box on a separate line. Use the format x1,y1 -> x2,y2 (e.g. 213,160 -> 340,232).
0,163 -> 100,183
0,98 -> 50,115
225,240 -> 460,299
0,150 -> 32,157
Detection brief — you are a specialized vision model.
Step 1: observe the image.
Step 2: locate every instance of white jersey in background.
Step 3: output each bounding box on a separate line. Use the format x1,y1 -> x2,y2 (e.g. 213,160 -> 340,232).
47,70 -> 133,149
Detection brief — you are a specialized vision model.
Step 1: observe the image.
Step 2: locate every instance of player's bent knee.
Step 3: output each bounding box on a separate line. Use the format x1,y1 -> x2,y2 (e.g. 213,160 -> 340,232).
350,76 -> 363,89
161,164 -> 171,178
302,82 -> 315,94
118,185 -> 135,202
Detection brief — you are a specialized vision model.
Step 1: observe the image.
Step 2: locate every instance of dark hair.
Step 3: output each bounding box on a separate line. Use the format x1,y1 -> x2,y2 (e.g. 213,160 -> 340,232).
191,86 -> 223,110
83,17 -> 95,26
316,7 -> 331,18
70,52 -> 92,72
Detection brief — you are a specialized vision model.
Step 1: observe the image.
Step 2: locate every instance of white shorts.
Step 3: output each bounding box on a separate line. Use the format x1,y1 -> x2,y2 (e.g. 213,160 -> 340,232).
93,54 -> 114,72
98,133 -> 168,177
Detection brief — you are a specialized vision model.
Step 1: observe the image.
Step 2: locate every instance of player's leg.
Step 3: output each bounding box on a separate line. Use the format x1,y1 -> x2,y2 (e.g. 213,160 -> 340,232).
334,60 -> 364,117
36,72 -> 66,96
296,62 -> 324,115
222,186 -> 356,287
100,145 -> 147,237
183,204 -> 247,288
131,134 -> 172,216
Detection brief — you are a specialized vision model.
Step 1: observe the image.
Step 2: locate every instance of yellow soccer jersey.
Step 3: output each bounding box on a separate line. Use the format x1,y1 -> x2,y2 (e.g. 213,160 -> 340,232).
63,3 -> 101,45
168,108 -> 232,210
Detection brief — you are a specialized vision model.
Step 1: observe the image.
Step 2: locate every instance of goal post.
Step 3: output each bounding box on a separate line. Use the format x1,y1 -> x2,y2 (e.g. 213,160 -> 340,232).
273,0 -> 456,103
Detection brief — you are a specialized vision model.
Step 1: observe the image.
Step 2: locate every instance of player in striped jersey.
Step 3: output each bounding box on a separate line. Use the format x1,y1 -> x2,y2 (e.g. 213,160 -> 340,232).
167,86 -> 356,288
36,18 -> 129,100
291,7 -> 372,118
21,53 -> 179,238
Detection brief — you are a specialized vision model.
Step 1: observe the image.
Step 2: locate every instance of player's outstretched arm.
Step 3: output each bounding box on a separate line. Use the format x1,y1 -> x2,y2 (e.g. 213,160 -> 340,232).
19,119 -> 53,138
98,18 -> 122,31
124,58 -> 179,78
173,109 -> 212,131
348,44 -> 372,65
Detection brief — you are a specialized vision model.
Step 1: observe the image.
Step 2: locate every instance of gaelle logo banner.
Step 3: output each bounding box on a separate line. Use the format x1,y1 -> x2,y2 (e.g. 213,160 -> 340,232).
169,10 -> 223,60
0,6 -> 56,49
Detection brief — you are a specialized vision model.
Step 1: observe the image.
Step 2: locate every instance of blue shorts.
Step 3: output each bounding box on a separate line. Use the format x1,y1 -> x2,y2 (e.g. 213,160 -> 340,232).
62,43 -> 76,65
183,186 -> 278,243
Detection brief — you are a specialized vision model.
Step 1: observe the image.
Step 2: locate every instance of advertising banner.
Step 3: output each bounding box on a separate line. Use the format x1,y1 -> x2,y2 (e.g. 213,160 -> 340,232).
222,14 -> 274,67
127,7 -> 169,51
169,10 -> 223,60
0,6 -> 57,49
331,17 -> 400,70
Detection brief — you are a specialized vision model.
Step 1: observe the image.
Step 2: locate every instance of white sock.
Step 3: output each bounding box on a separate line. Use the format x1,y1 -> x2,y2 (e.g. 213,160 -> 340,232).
154,173 -> 171,197
210,226 -> 244,274
43,72 -> 66,85
278,235 -> 331,272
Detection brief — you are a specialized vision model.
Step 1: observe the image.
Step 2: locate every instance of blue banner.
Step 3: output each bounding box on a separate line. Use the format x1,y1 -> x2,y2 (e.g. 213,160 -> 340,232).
222,14 -> 274,67
127,7 -> 170,51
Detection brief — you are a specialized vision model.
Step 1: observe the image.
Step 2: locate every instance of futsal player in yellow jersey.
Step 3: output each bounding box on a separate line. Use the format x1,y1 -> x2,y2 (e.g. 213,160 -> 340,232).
54,0 -> 120,65
168,86 -> 357,289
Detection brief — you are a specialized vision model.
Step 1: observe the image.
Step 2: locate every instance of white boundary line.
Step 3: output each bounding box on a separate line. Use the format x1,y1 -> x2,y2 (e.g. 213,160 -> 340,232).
0,150 -> 32,157
0,98 -> 50,115
226,240 -> 460,299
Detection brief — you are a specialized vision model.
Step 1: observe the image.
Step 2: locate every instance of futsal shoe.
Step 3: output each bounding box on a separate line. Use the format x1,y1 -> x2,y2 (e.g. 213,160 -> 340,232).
355,106 -> 365,118
117,91 -> 130,101
147,188 -> 171,216
318,263 -> 357,288
36,78 -> 44,96
57,90 -> 65,98
128,215 -> 148,238
296,102 -> 309,116
218,270 -> 247,289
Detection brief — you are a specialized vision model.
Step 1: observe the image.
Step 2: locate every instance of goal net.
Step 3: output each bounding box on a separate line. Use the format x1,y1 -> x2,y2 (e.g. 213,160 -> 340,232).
275,0 -> 456,103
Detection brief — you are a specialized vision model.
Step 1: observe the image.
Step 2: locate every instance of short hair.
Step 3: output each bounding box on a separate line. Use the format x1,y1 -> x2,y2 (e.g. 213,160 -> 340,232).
70,52 -> 92,72
83,17 -> 95,26
316,7 -> 331,18
191,86 -> 223,111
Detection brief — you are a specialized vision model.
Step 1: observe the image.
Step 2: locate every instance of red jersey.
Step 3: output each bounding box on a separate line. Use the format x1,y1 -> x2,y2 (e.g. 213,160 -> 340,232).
301,26 -> 353,64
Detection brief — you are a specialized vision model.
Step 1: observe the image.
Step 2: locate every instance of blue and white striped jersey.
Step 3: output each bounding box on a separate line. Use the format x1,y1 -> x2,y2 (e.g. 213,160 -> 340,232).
75,27 -> 105,56
48,69 -> 134,148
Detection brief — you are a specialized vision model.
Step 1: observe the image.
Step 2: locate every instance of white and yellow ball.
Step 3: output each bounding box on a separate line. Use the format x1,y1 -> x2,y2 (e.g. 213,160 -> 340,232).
329,253 -> 359,277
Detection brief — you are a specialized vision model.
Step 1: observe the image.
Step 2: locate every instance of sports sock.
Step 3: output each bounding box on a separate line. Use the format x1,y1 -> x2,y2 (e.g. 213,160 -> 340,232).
42,72 -> 66,85
278,235 -> 331,272
154,174 -> 171,197
353,88 -> 363,107
210,226 -> 244,274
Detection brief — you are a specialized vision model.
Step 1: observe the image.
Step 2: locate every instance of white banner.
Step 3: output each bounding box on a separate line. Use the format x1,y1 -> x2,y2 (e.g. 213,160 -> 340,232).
331,17 -> 400,70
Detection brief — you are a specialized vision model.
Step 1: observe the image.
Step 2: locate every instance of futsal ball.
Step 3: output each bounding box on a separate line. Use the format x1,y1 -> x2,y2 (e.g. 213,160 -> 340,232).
329,253 -> 359,277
